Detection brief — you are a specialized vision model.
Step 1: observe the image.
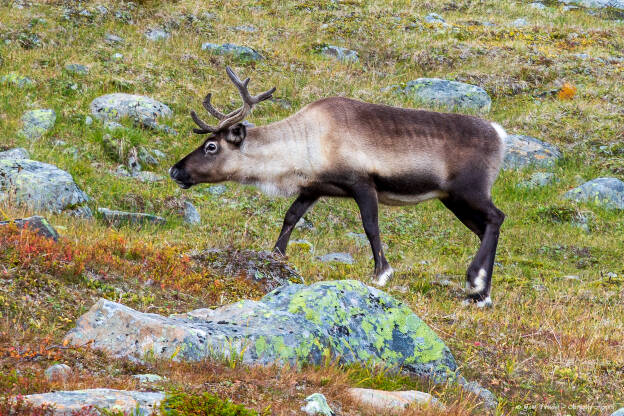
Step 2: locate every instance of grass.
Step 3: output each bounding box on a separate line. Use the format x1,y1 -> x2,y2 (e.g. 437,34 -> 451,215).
1,0 -> 623,414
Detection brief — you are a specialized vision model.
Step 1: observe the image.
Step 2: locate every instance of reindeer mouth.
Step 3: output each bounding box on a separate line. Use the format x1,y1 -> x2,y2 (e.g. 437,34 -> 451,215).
174,180 -> 192,189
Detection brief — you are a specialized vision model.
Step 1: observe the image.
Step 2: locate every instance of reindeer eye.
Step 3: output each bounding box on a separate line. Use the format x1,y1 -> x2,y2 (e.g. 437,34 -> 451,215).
205,142 -> 218,155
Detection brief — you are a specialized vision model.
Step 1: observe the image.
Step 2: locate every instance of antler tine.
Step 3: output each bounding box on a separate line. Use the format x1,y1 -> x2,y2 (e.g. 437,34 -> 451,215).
202,93 -> 227,120
226,66 -> 276,105
190,110 -> 217,134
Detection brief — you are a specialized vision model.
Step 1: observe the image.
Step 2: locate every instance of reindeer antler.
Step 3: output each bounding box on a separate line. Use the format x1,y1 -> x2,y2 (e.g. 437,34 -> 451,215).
190,66 -> 276,134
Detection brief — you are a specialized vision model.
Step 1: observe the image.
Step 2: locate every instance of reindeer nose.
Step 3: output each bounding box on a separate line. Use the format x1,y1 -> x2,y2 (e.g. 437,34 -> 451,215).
169,167 -> 179,179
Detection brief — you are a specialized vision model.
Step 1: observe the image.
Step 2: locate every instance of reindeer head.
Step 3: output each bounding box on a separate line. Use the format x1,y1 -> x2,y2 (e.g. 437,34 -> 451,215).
169,66 -> 275,188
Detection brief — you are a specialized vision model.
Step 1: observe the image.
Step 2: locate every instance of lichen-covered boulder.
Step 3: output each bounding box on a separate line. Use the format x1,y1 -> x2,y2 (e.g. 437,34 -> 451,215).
0,159 -> 89,213
90,93 -> 173,123
19,109 -> 56,140
201,42 -> 263,61
20,389 -> 164,416
0,216 -> 60,241
0,147 -> 29,160
402,78 -> 491,113
564,177 -> 624,210
64,280 -> 457,382
559,0 -> 624,10
321,45 -> 359,63
503,135 -> 561,170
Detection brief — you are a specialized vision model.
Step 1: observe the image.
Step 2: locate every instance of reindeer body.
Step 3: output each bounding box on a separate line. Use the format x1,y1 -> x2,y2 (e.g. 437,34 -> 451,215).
170,68 -> 506,307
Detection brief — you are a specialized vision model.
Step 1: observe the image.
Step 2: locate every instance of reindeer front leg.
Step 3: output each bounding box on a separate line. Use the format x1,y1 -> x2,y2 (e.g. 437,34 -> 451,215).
350,184 -> 393,286
273,194 -> 318,255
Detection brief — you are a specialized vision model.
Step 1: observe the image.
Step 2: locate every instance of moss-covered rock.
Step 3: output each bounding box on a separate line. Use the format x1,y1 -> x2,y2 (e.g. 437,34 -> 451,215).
90,93 -> 173,123
0,159 -> 89,213
65,280 -> 457,382
402,78 -> 491,113
564,177 -> 624,210
19,109 -> 56,140
503,135 -> 561,170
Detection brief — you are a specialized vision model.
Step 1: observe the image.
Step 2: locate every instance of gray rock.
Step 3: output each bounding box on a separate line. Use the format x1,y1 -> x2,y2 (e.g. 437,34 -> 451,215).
144,28 -> 170,41
424,13 -> 447,25
346,232 -> 368,245
152,149 -> 166,159
138,147 -> 159,166
44,364 -> 72,382
113,165 -> 132,178
564,177 -> 624,210
66,205 -> 93,219
296,217 -> 314,230
19,109 -> 56,140
201,42 -> 263,61
347,388 -> 444,412
90,93 -> 173,124
64,63 -> 89,75
503,135 -> 561,170
302,393 -> 334,416
65,280 -> 457,382
0,147 -> 29,160
0,216 -> 59,241
98,208 -> 166,226
183,201 -> 201,224
21,389 -> 163,415
84,115 -> 93,125
0,72 -> 34,88
133,374 -> 163,384
317,252 -> 354,264
127,151 -> 141,174
530,1 -> 547,8
559,0 -> 624,10
402,78 -> 491,113
135,116 -> 178,135
612,408 -> 624,416
233,24 -> 257,32
104,120 -> 124,131
104,33 -> 124,44
457,376 -> 498,409
0,159 -> 89,213
321,45 -> 359,63
111,52 -> 124,61
190,248 -> 304,292
517,172 -> 556,189
512,18 -> 529,27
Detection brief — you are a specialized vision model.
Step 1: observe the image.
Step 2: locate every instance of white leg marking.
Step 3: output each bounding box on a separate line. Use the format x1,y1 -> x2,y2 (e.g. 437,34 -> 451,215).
373,266 -> 394,287
477,296 -> 493,308
491,122 -> 508,141
467,268 -> 487,294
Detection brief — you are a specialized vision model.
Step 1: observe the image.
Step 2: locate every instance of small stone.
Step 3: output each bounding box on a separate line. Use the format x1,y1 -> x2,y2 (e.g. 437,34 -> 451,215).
302,393 -> 334,416
64,63 -> 89,75
90,93 -> 173,123
564,178 -> 624,210
0,147 -> 29,160
98,208 -> 166,226
424,13 -> 447,25
201,42 -> 263,61
512,18 -> 529,27
321,45 -> 359,63
111,53 -> 124,61
288,239 -> 314,253
44,364 -> 72,382
296,217 -> 314,230
612,408 -> 624,416
104,120 -> 124,131
19,109 -> 56,140
402,78 -> 491,113
183,201 -> 201,224
457,376 -> 498,409
138,147 -> 159,166
21,389 -> 163,415
104,33 -> 124,44
133,374 -> 163,384
347,388 -> 444,412
0,216 -> 59,241
530,2 -> 547,9
95,5 -> 108,14
503,135 -> 561,170
113,165 -> 132,177
144,28 -> 170,41
517,172 -> 556,189
84,115 -> 93,125
152,149 -> 166,159
317,252 -> 354,264
233,24 -> 257,32
66,205 -> 93,219
563,275 -> 581,281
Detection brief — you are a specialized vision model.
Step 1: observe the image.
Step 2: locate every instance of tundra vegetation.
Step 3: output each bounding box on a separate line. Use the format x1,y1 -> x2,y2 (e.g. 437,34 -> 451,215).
0,0 -> 623,415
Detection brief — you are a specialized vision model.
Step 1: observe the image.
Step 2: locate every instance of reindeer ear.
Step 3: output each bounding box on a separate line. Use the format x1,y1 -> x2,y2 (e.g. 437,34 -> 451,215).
226,123 -> 246,145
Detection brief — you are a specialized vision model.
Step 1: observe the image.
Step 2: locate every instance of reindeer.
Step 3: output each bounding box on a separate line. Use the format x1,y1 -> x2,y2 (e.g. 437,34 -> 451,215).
170,67 -> 506,307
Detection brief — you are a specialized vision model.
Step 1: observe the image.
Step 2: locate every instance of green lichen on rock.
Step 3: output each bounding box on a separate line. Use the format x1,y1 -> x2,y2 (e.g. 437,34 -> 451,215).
19,109 -> 56,140
65,280 -> 457,383
0,72 -> 34,88
402,78 -> 491,113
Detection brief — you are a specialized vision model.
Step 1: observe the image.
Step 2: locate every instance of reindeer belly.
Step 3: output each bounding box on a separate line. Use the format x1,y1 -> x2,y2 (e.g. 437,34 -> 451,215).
373,172 -> 447,206
378,190 -> 447,206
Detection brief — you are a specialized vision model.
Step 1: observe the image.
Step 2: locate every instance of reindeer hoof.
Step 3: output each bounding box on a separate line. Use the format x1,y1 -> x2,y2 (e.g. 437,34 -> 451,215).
463,296 -> 493,308
373,266 -> 394,287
